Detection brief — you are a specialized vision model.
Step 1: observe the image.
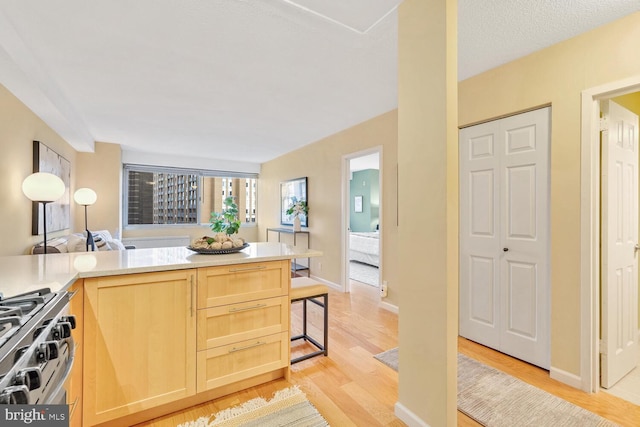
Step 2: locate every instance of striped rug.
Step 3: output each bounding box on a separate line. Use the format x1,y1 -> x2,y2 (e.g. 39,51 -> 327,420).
373,350 -> 619,426
177,386 -> 328,427
458,354 -> 619,426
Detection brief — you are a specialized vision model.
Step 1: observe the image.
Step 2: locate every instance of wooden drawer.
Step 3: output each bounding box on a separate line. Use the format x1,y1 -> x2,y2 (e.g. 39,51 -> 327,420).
196,332 -> 289,393
197,296 -> 289,351
197,261 -> 289,308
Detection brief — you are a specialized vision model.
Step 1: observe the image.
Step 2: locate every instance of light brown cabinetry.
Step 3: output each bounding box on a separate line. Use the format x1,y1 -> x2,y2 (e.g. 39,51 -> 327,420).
83,270 -> 197,426
68,280 -> 83,427
196,261 -> 290,393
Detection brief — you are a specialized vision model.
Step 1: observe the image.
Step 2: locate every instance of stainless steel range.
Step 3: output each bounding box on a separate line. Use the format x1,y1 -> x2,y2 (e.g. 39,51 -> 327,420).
0,288 -> 75,405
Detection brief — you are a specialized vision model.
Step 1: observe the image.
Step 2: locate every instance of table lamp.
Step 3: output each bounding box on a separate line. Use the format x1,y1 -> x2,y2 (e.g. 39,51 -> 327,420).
22,172 -> 66,254
74,188 -> 97,251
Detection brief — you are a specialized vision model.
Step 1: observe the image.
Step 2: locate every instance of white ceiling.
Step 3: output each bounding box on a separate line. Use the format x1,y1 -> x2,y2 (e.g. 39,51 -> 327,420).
0,1 -> 638,167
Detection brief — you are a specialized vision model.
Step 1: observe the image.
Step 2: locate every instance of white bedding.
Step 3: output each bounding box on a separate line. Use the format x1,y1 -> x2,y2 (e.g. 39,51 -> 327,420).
349,231 -> 380,267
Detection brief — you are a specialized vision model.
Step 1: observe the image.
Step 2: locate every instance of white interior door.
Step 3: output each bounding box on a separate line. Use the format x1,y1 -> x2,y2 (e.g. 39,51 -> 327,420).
601,99 -> 639,389
459,121 -> 501,350
460,107 -> 550,369
499,109 -> 550,369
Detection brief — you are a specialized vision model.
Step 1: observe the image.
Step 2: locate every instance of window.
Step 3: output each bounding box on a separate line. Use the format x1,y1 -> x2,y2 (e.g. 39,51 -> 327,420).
124,165 -> 258,227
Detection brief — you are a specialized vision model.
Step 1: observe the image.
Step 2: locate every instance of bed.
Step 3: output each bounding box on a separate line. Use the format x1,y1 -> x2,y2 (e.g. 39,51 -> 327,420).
349,231 -> 380,267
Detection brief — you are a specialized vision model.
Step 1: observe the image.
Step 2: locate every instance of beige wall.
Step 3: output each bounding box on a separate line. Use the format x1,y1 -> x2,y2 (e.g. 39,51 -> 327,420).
75,142 -> 122,236
0,84 -> 78,255
258,110 -> 399,304
459,12 -> 640,377
397,0 -> 458,425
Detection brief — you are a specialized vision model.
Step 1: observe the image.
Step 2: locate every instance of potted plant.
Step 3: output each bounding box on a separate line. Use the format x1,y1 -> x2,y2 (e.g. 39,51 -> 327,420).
210,196 -> 241,235
190,197 -> 245,252
286,198 -> 308,231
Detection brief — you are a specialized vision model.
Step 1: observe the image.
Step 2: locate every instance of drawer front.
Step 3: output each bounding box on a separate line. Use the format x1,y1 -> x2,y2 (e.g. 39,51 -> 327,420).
197,296 -> 289,351
197,261 -> 289,308
196,332 -> 289,393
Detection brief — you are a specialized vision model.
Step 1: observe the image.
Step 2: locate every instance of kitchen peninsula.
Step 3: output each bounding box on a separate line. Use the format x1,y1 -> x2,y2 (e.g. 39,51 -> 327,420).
0,242 -> 322,427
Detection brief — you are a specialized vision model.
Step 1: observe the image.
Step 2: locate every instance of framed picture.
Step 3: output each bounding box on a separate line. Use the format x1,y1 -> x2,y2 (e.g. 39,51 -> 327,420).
354,195 -> 363,213
31,141 -> 70,235
280,177 -> 308,226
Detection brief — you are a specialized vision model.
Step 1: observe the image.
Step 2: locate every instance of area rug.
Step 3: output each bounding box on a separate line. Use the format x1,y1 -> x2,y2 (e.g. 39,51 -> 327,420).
373,350 -> 619,426
349,260 -> 379,287
374,347 -> 399,371
177,386 -> 328,427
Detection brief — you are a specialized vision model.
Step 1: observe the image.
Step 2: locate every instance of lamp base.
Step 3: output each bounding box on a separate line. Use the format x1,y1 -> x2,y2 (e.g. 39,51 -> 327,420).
86,229 -> 96,251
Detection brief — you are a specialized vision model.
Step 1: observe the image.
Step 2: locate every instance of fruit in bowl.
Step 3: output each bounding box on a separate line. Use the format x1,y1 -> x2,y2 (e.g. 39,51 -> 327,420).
191,233 -> 245,250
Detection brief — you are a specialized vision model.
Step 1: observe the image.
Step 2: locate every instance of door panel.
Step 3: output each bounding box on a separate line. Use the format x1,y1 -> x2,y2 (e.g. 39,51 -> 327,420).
506,260 -> 537,339
601,100 -> 639,389
460,107 -> 550,369
469,256 -> 495,326
507,165 -> 537,239
471,170 -> 495,236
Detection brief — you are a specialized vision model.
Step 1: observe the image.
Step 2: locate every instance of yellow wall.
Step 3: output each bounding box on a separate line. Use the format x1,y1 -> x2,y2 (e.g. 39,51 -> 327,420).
0,84 -> 78,255
397,0 -> 458,425
459,12 -> 640,377
258,110 -> 399,304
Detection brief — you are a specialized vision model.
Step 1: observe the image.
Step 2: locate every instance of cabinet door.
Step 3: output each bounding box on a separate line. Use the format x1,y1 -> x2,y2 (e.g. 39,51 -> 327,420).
197,261 -> 289,308
68,280 -> 83,427
83,270 -> 197,426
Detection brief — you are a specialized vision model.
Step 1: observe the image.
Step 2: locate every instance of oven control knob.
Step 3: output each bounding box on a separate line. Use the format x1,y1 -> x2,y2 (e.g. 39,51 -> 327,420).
0,385 -> 29,404
57,321 -> 72,339
15,367 -> 42,391
35,342 -> 50,363
61,315 -> 76,329
45,341 -> 60,360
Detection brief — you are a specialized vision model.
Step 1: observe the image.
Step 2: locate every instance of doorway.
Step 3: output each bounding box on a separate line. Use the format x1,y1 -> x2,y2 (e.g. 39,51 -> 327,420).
599,96 -> 640,403
343,148 -> 382,293
581,77 -> 640,403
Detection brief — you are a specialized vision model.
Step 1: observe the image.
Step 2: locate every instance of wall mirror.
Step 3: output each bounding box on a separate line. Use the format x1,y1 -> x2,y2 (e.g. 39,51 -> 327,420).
280,176 -> 308,227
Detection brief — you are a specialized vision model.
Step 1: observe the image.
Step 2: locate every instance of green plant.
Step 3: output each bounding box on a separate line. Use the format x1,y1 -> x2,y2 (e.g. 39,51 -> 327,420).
210,196 -> 241,235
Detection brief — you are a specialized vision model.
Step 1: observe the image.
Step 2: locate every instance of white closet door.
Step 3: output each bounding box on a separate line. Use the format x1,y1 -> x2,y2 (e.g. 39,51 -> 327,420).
459,107 -> 550,369
459,121 -> 501,350
498,108 -> 550,369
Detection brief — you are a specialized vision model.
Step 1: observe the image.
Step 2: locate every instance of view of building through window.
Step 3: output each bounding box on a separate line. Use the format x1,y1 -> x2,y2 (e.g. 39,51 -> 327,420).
125,166 -> 257,226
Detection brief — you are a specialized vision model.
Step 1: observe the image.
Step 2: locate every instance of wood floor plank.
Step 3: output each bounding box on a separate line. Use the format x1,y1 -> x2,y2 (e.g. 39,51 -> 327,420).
135,281 -> 637,427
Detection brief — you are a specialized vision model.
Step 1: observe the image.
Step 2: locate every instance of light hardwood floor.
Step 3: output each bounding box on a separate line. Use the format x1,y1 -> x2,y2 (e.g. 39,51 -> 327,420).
136,280 -> 639,427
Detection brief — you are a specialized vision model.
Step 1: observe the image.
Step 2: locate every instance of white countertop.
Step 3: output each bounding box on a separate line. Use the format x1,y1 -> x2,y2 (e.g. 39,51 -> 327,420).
0,242 -> 322,299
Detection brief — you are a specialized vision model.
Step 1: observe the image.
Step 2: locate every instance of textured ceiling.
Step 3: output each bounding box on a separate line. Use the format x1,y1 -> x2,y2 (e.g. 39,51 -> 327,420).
0,1 -> 638,166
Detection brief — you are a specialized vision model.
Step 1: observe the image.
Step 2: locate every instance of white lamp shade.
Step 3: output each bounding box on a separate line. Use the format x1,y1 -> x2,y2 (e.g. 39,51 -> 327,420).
22,172 -> 65,202
74,187 -> 97,205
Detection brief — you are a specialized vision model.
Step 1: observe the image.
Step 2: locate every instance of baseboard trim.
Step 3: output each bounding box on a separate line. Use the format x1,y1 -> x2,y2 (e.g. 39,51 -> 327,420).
394,402 -> 431,427
380,300 -> 399,314
550,366 -> 582,389
308,275 -> 341,291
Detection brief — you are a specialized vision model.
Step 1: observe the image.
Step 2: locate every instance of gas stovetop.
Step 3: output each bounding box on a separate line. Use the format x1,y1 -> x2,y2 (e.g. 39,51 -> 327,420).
0,288 -> 75,404
0,288 -> 55,350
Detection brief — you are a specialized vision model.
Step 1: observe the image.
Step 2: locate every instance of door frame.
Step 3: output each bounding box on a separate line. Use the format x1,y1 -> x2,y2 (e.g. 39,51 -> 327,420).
341,146 -> 383,293
581,75 -> 640,392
